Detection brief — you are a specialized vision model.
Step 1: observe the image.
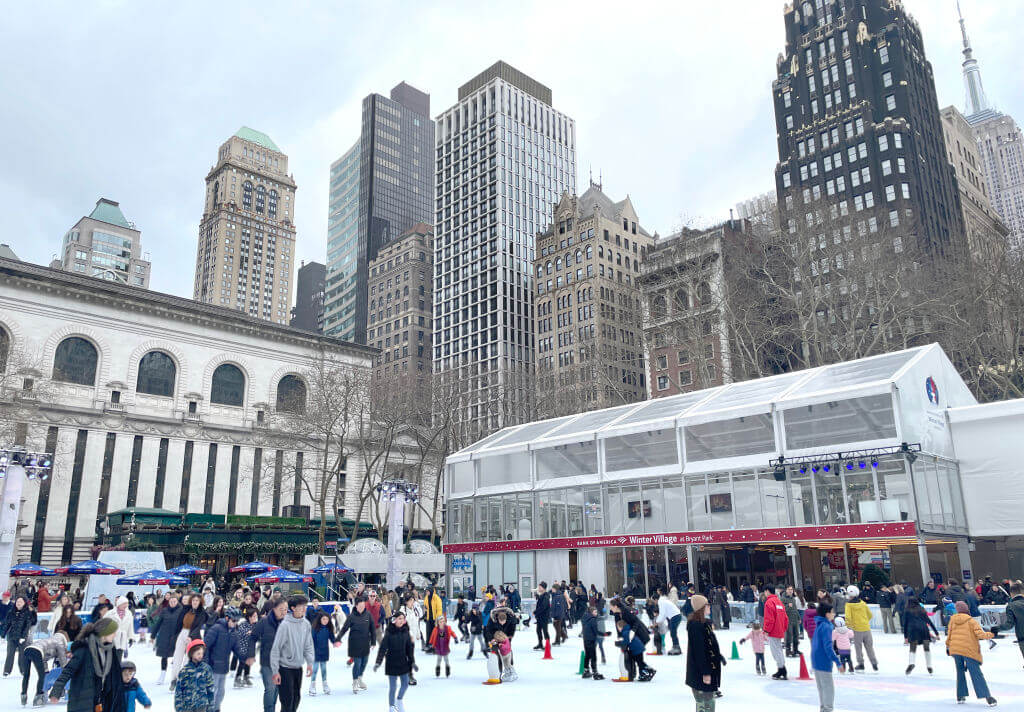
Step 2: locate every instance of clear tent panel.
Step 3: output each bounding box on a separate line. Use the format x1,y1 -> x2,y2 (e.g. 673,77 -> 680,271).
694,370 -> 807,414
537,403 -> 640,441
461,426 -> 522,454
782,393 -> 897,450
477,450 -> 531,488
684,413 -> 776,461
483,415 -> 576,449
604,428 -> 679,472
610,389 -> 712,430
535,441 -> 598,478
785,350 -> 917,398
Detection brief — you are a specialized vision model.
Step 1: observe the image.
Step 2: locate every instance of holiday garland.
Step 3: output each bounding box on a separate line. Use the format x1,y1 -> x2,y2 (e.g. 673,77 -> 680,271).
184,541 -> 318,555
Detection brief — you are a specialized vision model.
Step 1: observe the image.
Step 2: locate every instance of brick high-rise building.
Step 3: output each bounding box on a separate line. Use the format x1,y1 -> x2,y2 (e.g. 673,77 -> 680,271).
193,128 -> 297,324
367,223 -> 433,383
434,61 -> 576,441
772,1 -> 964,256
323,83 -> 434,343
533,182 -> 652,416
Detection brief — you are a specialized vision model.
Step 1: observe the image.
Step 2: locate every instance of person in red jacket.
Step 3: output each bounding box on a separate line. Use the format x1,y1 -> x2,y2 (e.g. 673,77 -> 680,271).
36,584 -> 51,613
761,585 -> 789,680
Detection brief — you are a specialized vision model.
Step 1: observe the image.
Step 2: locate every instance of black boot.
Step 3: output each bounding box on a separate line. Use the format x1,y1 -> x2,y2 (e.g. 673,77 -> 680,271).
771,667 -> 788,680
435,665 -> 440,677
409,673 -> 417,686
445,664 -> 450,678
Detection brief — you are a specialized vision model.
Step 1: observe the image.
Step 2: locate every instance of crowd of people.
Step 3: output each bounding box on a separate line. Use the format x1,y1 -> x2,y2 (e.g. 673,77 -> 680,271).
0,571 -> 1021,712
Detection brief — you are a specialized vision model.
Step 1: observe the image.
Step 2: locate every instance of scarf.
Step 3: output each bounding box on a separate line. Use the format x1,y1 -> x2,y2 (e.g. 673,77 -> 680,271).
87,635 -> 114,680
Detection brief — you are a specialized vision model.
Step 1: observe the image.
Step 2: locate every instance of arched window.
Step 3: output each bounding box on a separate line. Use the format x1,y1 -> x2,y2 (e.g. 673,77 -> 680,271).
575,249 -> 583,264
255,185 -> 266,214
555,257 -> 562,271
276,375 -> 307,414
136,351 -> 176,397
268,190 -> 278,218
545,261 -> 552,275
0,326 -> 8,372
674,288 -> 689,311
564,252 -> 572,267
536,265 -> 543,278
651,293 -> 667,317
242,181 -> 253,210
586,245 -> 593,259
52,337 -> 98,386
210,363 -> 245,406
212,181 -> 219,208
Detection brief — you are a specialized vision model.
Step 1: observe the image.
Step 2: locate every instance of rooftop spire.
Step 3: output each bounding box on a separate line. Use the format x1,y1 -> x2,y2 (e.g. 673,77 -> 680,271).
958,1 -> 991,118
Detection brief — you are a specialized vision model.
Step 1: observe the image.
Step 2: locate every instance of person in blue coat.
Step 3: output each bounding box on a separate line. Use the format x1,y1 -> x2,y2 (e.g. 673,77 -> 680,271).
203,607 -> 244,712
120,660 -> 152,712
507,584 -> 522,613
811,603 -> 841,712
309,611 -> 338,695
550,584 -> 568,645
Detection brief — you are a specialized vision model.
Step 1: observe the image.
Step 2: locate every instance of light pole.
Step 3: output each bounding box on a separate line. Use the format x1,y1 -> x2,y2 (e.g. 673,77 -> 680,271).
376,479 -> 419,591
0,447 -> 54,592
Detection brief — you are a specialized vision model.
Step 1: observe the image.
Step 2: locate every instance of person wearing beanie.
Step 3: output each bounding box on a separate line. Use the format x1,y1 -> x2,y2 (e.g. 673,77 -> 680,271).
120,659 -> 152,712
685,594 -> 725,709
105,596 -> 138,659
761,585 -> 788,680
50,618 -> 125,712
175,639 -> 214,712
20,630 -> 68,706
465,602 -> 484,658
843,585 -> 877,672
946,600 -> 997,706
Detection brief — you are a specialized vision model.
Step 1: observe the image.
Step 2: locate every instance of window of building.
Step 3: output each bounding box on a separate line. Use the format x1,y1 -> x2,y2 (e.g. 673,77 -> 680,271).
211,363 -> 245,406
657,375 -> 669,391
0,326 -> 7,372
879,45 -> 889,64
882,71 -> 893,88
679,371 -> 692,386
276,375 -> 306,413
885,94 -> 896,112
52,336 -> 98,386
136,351 -> 176,397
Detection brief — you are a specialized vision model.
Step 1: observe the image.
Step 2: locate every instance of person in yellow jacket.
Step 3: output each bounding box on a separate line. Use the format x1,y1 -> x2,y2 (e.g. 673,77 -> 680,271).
945,601 -> 997,706
843,586 -> 878,672
423,587 -> 443,653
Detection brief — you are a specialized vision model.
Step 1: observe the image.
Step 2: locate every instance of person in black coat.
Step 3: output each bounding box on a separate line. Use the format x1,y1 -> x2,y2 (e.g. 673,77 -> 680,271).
454,595 -> 469,642
3,595 -> 37,676
338,597 -> 374,692
902,597 -> 938,675
685,595 -> 725,710
50,617 -> 126,712
150,594 -> 185,684
581,605 -> 609,679
246,599 -> 286,712
533,583 -> 551,650
374,613 -> 416,711
550,584 -> 568,644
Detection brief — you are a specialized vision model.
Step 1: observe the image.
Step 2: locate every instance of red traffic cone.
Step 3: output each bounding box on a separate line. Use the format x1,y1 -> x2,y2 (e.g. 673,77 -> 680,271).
542,639 -> 553,660
797,653 -> 813,680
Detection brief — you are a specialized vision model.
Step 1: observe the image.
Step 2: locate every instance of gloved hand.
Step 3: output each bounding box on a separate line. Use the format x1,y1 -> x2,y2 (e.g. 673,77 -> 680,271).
412,664 -> 418,672
373,664 -> 380,672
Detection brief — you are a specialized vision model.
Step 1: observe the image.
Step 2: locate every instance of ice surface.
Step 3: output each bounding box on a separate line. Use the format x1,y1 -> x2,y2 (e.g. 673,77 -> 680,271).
15,622 -> 1023,711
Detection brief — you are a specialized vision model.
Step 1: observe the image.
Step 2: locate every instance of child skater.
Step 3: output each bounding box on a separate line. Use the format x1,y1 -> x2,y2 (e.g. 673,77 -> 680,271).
489,632 -> 514,681
831,616 -> 855,673
810,603 -> 841,712
233,608 -> 258,688
615,619 -> 654,681
310,611 -> 339,695
466,603 -> 485,659
121,660 -> 153,712
740,621 -> 768,675
174,639 -> 214,712
428,614 -> 458,677
581,604 -> 609,680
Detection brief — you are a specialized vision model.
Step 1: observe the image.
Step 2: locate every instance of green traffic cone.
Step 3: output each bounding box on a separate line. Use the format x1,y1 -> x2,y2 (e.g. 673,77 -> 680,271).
578,650 -> 586,674
730,641 -> 741,660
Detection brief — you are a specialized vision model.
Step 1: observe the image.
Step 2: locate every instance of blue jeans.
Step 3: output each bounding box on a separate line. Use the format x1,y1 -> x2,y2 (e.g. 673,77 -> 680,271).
212,672 -> 227,712
954,655 -> 990,699
260,665 -> 278,712
352,656 -> 368,681
312,660 -> 327,682
388,674 -> 409,706
668,614 -> 682,647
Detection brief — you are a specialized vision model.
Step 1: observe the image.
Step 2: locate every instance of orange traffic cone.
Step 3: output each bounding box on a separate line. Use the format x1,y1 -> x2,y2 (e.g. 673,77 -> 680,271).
542,639 -> 553,660
797,653 -> 813,680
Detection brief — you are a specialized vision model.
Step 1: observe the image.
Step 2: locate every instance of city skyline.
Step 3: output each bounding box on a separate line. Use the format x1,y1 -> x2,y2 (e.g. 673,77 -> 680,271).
1,1 -> 1020,301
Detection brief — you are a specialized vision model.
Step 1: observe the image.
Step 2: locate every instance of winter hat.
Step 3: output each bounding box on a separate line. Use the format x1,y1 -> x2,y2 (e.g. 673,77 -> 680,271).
846,585 -> 860,599
955,601 -> 970,614
95,617 -> 119,636
116,595 -> 130,608
834,616 -> 846,628
120,659 -> 137,672
225,606 -> 242,621
186,639 -> 206,655
689,594 -> 708,612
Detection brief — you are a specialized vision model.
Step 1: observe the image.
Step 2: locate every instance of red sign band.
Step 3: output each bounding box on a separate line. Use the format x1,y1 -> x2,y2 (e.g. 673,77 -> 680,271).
441,522 -> 916,554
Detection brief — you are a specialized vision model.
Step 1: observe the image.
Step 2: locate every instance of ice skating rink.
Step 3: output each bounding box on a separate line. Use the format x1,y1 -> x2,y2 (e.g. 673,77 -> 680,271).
9,625 -> 1023,711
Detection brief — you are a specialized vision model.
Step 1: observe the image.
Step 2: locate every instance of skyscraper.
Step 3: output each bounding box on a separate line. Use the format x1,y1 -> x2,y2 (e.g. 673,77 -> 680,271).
323,82 -> 434,343
290,260 -> 326,332
773,0 -> 964,255
957,6 -> 1024,249
193,128 -> 297,324
55,198 -> 151,287
434,61 -> 576,440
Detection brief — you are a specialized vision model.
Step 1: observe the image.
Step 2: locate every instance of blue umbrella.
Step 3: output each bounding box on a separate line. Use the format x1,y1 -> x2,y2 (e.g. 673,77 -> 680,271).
10,563 -> 56,577
168,564 -> 210,577
116,569 -> 189,586
57,560 -> 125,575
230,561 -> 280,574
245,569 -> 312,584
311,562 -> 353,574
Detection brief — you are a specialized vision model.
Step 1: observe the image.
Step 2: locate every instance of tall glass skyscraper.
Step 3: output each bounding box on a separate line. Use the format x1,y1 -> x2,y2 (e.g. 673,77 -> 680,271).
434,61 -> 576,441
323,82 -> 434,342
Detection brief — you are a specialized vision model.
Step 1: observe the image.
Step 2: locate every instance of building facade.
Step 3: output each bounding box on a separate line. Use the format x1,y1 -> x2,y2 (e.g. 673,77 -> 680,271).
533,182 -> 652,416
0,257 -> 374,566
367,223 -> 434,382
940,106 -> 1009,265
640,220 -> 757,398
54,199 -> 151,288
433,61 -> 576,441
323,83 -> 434,344
193,127 -> 297,325
734,192 -> 778,225
772,1 -> 964,257
290,261 -> 326,332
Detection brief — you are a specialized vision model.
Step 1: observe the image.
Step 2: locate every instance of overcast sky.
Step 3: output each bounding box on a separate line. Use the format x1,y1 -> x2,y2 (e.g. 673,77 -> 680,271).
2,0 -> 1021,298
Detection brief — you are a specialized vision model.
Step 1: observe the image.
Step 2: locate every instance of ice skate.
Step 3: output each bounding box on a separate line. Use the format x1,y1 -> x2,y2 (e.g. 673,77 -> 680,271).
358,676 -> 367,690
582,670 -> 592,678
435,665 -> 441,677
309,681 -> 317,696
233,676 -> 244,688
396,700 -> 406,712
906,664 -> 914,675
667,646 -> 682,655
352,680 -> 360,694
32,694 -> 45,708
20,694 -> 27,707
445,664 -> 450,678
243,675 -> 254,687
157,670 -> 166,685
986,698 -> 997,707
771,667 -> 788,680
323,682 -> 331,694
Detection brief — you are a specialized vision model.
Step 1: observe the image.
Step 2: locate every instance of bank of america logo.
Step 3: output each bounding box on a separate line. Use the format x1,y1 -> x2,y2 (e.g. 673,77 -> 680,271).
925,376 -> 939,406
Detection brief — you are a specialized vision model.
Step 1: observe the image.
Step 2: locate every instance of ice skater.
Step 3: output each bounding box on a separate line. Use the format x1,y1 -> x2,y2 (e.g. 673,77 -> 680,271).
831,617 -> 854,673
466,603 -> 484,658
428,614 -> 457,677
902,596 -> 938,675
739,621 -> 767,675
810,603 -> 841,712
374,612 -> 416,712
19,631 -> 67,706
